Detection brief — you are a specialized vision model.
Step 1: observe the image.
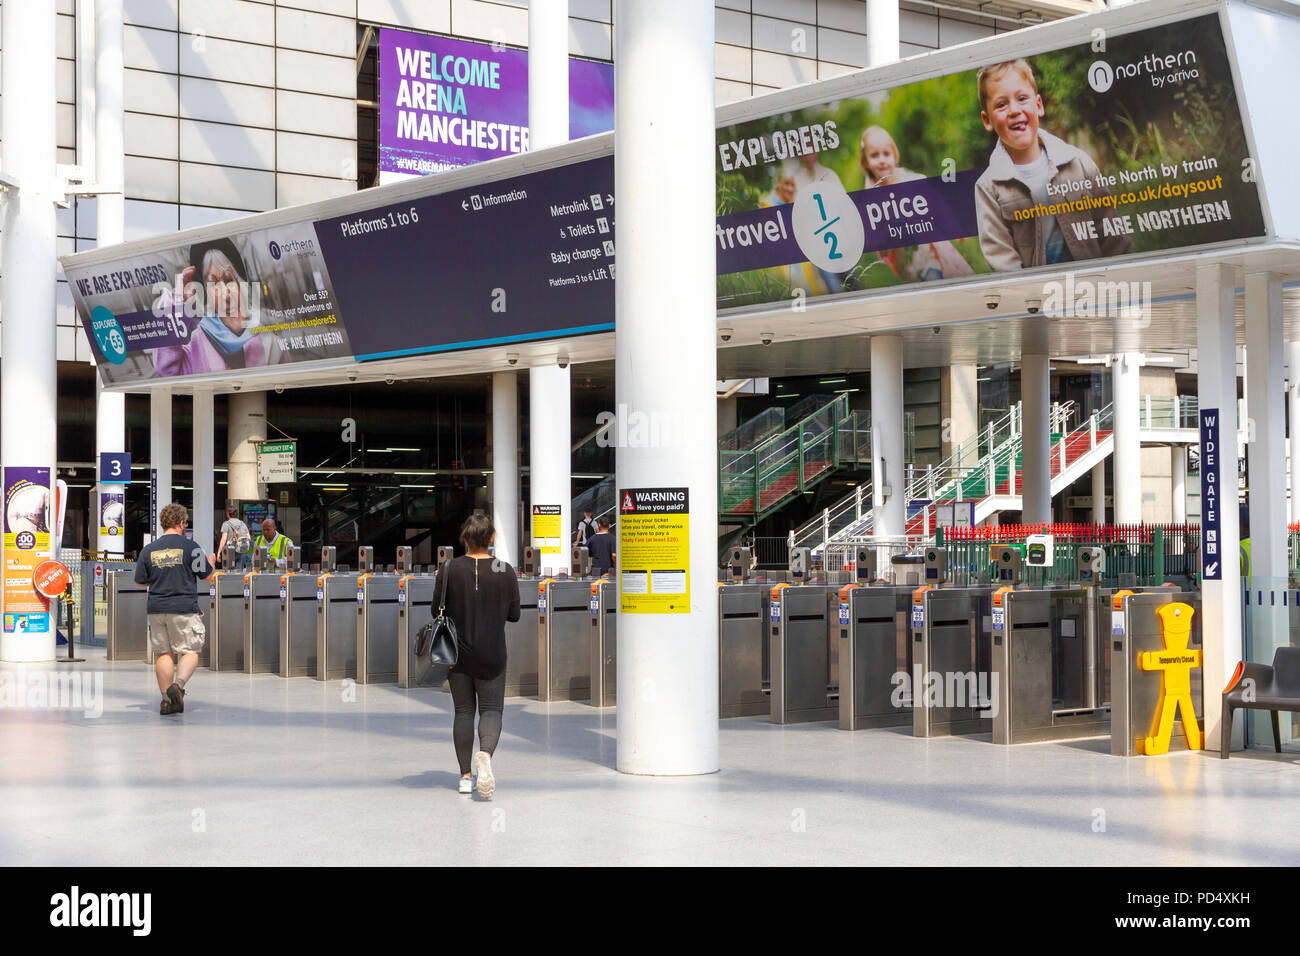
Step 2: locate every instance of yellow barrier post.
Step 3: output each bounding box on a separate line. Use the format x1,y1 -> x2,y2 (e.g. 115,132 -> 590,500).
1136,602 -> 1203,755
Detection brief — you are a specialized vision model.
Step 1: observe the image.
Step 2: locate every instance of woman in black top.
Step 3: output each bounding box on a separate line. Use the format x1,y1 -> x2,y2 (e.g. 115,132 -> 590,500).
434,513 -> 520,798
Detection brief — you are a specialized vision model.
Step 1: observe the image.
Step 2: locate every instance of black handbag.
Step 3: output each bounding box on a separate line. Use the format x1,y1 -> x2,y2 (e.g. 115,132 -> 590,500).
416,576 -> 459,667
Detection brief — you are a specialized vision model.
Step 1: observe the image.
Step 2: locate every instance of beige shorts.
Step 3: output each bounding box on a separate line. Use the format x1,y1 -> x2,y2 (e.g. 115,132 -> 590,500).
148,613 -> 206,659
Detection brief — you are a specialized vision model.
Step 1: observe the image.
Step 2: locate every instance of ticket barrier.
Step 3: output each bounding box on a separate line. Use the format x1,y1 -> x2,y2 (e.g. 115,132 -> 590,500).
506,576 -> 541,697
911,585 -> 996,737
989,586 -> 1110,744
105,569 -> 149,661
588,579 -> 617,707
768,583 -> 838,724
279,548 -> 329,678
209,545 -> 248,671
242,546 -> 287,674
316,546 -> 368,681
355,547 -> 413,684
396,569 -> 439,688
837,583 -> 915,730
1110,589 -> 1203,756
538,577 -> 592,701
719,582 -> 770,718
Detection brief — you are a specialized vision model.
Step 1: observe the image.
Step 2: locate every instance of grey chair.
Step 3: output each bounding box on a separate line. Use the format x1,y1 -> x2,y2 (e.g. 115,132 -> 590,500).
1221,647 -> 1300,758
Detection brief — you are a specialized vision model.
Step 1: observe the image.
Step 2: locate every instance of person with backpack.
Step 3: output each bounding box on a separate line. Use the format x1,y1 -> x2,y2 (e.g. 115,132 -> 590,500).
217,505 -> 253,569
433,513 -> 520,798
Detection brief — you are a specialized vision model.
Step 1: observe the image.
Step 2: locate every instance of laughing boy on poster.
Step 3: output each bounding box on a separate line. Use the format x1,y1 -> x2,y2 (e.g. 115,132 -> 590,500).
973,58 -> 1133,271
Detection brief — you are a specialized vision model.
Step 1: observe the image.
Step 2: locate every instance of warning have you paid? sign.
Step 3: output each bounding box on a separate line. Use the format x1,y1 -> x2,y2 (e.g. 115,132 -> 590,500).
618,488 -> 690,614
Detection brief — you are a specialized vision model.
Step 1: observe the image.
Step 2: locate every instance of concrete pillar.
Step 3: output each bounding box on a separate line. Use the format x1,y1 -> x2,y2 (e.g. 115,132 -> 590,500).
1196,262 -> 1242,753
613,0 -> 718,775
1290,341 -> 1300,524
94,0 -> 126,557
870,334 -> 905,538
942,365 -> 979,468
1020,352 -> 1051,524
1171,446 -> 1187,524
1091,461 -> 1106,524
866,0 -> 899,67
227,391 -> 267,502
0,0 -> 59,661
717,395 -> 739,441
193,390 -> 215,552
528,0 -> 572,573
150,390 -> 173,538
491,372 -> 519,566
1111,352 -> 1142,524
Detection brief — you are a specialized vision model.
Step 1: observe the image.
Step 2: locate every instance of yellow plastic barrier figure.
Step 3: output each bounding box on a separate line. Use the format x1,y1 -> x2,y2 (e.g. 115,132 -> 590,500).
1136,602 -> 1203,755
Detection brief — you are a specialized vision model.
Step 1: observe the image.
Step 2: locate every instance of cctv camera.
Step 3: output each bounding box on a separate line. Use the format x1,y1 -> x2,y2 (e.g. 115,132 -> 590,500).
985,294 -> 1001,310
506,352 -> 519,367
274,384 -> 284,394
719,328 -> 734,343
232,383 -> 242,391
760,331 -> 774,346
933,326 -> 941,335
556,353 -> 569,369
347,371 -> 358,382
1025,298 -> 1041,315
385,376 -> 395,385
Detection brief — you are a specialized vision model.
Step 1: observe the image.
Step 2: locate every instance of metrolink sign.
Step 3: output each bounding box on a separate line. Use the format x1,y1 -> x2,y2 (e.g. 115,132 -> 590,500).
62,8 -> 1266,386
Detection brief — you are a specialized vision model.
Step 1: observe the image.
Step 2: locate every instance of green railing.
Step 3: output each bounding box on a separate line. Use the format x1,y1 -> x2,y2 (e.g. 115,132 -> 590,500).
719,407 -> 784,452
720,394 -> 852,517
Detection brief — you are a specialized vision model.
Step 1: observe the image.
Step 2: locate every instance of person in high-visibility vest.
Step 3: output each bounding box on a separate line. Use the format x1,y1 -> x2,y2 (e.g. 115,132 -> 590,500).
255,518 -> 294,569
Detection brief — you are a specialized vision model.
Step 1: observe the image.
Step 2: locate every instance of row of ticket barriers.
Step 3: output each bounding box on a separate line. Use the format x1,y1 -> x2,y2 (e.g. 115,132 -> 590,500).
100,538 -> 1202,751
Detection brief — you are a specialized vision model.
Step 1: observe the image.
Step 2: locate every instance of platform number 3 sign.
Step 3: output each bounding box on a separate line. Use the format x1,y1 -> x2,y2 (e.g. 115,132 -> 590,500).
791,179 -> 864,274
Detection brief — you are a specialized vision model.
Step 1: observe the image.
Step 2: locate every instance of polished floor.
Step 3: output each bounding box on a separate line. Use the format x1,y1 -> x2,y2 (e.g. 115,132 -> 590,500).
1,647 -> 1298,866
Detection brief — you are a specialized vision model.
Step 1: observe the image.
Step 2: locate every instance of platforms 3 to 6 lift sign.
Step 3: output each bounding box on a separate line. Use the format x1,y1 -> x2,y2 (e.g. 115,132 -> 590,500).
618,488 -> 689,614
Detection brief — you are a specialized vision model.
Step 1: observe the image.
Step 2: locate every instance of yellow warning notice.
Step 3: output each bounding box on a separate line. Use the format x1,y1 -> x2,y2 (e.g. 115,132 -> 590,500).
618,487 -> 689,614
531,504 -> 563,558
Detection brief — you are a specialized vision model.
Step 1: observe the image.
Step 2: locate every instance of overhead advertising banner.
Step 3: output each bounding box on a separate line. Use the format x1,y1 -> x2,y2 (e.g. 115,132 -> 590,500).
65,221 -> 353,384
3,467 -> 52,636
618,488 -> 690,614
714,13 -> 1264,309
316,156 -> 615,360
379,29 -> 614,177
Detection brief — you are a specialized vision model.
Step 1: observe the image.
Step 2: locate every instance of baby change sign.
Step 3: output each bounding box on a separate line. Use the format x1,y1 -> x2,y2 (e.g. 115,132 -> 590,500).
618,488 -> 690,614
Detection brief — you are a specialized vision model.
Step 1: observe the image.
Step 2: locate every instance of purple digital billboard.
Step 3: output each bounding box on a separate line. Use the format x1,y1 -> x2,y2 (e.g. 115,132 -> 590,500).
379,29 -> 614,176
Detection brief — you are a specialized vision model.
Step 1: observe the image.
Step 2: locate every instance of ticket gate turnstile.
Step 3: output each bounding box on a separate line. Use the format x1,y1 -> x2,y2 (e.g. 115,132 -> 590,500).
279,571 -> 318,677
1110,589 -> 1203,756
588,580 -> 617,707
538,578 -> 592,701
990,587 -> 1110,744
397,572 -> 438,688
105,570 -> 149,661
317,570 -> 361,680
838,584 -> 914,730
242,569 -> 282,674
208,569 -> 246,671
911,585 -> 995,737
769,584 -> 838,724
506,578 -> 541,696
356,572 -> 401,684
719,583 -> 770,718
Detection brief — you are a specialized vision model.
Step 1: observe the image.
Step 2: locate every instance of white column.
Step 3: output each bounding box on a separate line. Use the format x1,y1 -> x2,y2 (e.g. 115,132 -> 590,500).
870,334 -> 905,538
1091,461 -> 1106,524
1196,262 -> 1242,753
192,390 -> 215,553
150,390 -> 173,537
491,372 -> 519,566
1171,446 -> 1187,523
1290,340 -> 1300,523
614,0 -> 717,775
1020,352 -> 1051,524
866,0 -> 899,68
1111,352 -> 1142,524
227,391 -> 267,502
528,0 -> 571,573
0,0 -> 59,662
94,0 -> 126,557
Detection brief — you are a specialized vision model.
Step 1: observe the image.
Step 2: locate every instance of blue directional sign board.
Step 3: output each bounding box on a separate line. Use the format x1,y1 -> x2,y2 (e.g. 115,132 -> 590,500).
1199,408 -> 1222,580
99,452 -> 131,484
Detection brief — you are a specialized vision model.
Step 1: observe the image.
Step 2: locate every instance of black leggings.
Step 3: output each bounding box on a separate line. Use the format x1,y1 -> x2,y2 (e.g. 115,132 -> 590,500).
448,670 -> 506,775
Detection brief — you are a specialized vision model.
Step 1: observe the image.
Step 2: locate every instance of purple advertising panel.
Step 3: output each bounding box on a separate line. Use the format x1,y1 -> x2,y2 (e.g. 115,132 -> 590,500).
3,466 -> 52,635
317,157 -> 616,360
378,29 -> 613,176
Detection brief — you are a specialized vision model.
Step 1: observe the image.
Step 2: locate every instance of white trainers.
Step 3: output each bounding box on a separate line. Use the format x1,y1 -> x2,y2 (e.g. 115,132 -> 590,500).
458,775 -> 473,794
473,751 -> 495,799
